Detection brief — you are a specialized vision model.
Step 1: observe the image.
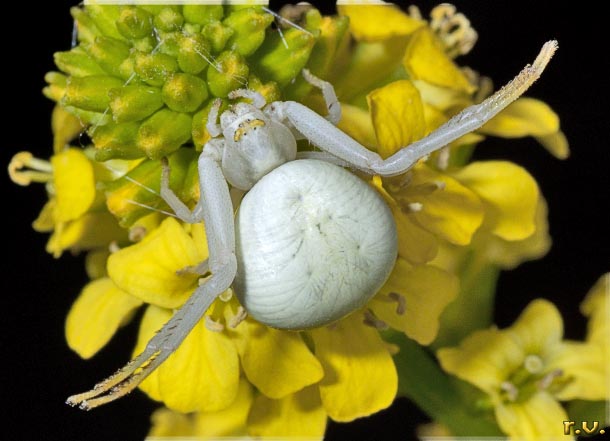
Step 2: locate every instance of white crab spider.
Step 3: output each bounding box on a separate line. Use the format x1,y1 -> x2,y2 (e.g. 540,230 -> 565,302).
67,40 -> 557,410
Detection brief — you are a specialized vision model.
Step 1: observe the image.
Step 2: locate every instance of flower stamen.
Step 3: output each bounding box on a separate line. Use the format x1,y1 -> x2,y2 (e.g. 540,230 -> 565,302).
538,368 -> 563,390
363,309 -> 389,330
8,151 -> 53,186
436,146 -> 451,170
228,306 -> 248,329
500,381 -> 519,402
388,292 -> 407,315
407,202 -> 423,213
108,241 -> 121,253
204,315 -> 224,332
523,354 -> 544,374
128,226 -> 147,243
429,4 -> 478,58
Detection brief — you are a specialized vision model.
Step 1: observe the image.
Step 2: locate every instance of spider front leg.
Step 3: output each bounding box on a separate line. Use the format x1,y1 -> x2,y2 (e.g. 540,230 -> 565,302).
277,41 -> 557,176
302,68 -> 341,125
67,150 -> 237,410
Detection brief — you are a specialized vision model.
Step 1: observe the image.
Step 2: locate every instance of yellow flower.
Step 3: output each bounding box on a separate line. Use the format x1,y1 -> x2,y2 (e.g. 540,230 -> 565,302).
8,105 -> 129,257
327,4 -> 554,270
581,274 -> 609,377
80,216 -> 457,435
438,299 -> 606,440
9,146 -> 126,257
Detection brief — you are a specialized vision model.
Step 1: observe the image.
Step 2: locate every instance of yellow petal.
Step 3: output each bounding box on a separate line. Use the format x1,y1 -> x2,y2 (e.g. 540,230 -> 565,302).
337,3 -> 423,42
452,161 -> 539,241
46,211 -> 127,258
472,195 -> 551,269
248,385 -> 326,438
394,207 -> 438,264
157,314 -> 239,412
32,200 -> 56,232
228,317 -> 323,399
480,98 -> 560,138
133,306 -> 240,413
550,341 -> 607,401
85,249 -> 110,279
367,80 -> 425,158
581,274 -> 610,346
149,407 -> 195,437
506,299 -> 563,358
51,148 -> 96,223
51,105 -> 83,153
370,260 -> 459,345
403,28 -> 475,94
333,40 -> 407,102
535,131 -> 570,159
371,176 -> 438,264
194,379 -> 253,437
108,218 -> 206,308
495,392 -> 569,440
415,80 -> 473,112
66,278 -> 142,359
437,328 -> 525,395
311,313 -> 397,422
402,165 -> 484,245
336,102 -> 377,150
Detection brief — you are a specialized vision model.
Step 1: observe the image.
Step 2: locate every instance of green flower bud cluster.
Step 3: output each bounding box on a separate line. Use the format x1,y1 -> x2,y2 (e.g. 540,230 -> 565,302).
43,4 -> 338,161
42,4 -> 351,227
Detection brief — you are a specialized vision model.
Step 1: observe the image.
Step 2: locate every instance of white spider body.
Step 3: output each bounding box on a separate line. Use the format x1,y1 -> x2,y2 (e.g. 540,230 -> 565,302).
218,103 -> 297,190
234,159 -> 397,329
67,41 -> 557,409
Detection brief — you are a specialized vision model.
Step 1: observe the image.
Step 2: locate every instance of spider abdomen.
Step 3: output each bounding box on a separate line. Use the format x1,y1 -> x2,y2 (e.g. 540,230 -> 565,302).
233,159 -> 397,329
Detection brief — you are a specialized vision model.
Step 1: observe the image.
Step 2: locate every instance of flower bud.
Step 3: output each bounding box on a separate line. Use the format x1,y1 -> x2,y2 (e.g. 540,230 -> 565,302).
85,5 -> 125,41
43,72 -> 68,102
251,27 -> 318,87
223,8 -> 274,56
54,48 -> 106,78
285,13 -> 350,100
182,5 -> 223,25
162,73 -> 208,113
86,37 -> 131,79
154,7 -> 184,32
136,109 -> 192,159
116,6 -> 153,40
62,75 -> 124,112
203,21 -> 234,53
105,148 -> 198,226
247,75 -> 281,104
108,85 -> 164,123
177,33 -> 212,74
157,32 -> 182,58
89,121 -> 143,161
70,6 -> 101,45
134,52 -> 178,87
207,50 -> 249,98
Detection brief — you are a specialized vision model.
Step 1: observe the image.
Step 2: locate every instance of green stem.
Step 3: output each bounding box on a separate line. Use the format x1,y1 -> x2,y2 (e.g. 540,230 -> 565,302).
387,332 -> 503,436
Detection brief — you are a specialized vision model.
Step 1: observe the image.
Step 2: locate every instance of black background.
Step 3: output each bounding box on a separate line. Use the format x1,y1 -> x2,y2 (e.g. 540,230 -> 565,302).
3,1 -> 608,440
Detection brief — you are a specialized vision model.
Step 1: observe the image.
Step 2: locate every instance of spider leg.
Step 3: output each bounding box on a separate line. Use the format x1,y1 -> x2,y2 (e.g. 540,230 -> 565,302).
67,151 -> 237,410
206,98 -> 223,138
302,68 -> 341,125
278,41 -> 557,176
228,89 -> 266,109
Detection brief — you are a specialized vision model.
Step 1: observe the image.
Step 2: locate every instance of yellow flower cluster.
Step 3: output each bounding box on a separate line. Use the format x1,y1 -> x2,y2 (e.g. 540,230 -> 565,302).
10,2 -> 603,440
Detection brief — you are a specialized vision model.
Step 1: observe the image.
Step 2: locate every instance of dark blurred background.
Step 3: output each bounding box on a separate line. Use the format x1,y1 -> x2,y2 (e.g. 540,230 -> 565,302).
3,1 -> 608,440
